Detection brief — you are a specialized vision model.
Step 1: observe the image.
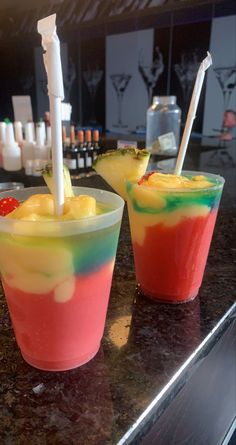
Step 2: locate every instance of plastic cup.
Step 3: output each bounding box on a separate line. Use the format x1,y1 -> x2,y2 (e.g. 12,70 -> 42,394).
126,171 -> 224,303
0,186 -> 124,371
0,182 -> 24,191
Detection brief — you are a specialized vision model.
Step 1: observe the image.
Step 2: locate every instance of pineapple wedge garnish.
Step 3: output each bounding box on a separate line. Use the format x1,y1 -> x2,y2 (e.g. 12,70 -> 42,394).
42,163 -> 74,197
93,148 -> 150,199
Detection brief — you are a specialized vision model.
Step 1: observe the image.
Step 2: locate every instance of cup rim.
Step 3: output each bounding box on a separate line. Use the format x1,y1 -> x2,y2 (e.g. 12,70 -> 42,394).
0,182 -> 24,191
0,186 -> 124,234
126,170 -> 225,193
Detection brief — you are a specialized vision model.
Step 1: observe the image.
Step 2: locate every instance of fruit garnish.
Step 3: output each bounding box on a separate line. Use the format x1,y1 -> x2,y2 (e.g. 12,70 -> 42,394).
42,163 -> 74,197
92,148 -> 150,199
6,194 -> 55,220
6,194 -> 97,221
141,172 -> 214,189
63,195 -> 96,219
0,196 -> 20,216
138,171 -> 155,185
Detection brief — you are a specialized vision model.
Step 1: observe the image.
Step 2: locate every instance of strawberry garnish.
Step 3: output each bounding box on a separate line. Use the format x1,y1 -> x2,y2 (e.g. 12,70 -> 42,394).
0,196 -> 20,216
138,171 -> 155,185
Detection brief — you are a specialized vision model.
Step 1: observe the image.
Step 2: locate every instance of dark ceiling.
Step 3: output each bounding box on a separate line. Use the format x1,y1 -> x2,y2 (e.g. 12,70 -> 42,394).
0,0 -> 231,41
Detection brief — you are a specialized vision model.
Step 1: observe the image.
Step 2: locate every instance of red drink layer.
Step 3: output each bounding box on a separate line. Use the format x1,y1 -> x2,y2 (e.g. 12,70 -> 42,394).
126,172 -> 224,303
2,262 -> 113,371
132,211 -> 217,303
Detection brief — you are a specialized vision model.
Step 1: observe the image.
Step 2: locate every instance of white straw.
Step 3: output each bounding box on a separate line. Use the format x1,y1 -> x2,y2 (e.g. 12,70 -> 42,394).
174,52 -> 212,176
49,95 -> 64,214
37,14 -> 64,216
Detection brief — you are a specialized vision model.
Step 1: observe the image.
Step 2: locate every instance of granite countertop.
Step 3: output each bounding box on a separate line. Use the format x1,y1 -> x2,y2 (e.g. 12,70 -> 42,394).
0,139 -> 236,444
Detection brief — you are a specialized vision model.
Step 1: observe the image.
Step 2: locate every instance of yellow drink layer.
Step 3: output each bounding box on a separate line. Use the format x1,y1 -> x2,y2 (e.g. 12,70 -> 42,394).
143,173 -> 214,189
126,172 -> 223,246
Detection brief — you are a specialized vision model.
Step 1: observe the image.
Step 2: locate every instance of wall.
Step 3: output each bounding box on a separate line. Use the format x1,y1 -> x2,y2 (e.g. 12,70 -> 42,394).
0,0 -> 235,137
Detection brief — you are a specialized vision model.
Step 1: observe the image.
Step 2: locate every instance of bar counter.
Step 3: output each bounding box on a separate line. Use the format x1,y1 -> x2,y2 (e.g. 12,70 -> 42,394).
0,138 -> 235,444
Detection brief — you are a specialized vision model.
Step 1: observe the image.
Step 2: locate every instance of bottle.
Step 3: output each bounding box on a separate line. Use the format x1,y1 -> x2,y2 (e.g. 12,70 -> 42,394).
92,129 -> 100,161
14,121 -> 24,149
33,159 -> 42,177
146,96 -> 181,155
37,120 -> 46,145
2,122 -> 22,171
84,129 -> 93,171
70,125 -> 76,147
28,121 -> 36,142
22,122 -> 35,168
76,130 -> 86,173
64,125 -> 77,173
25,159 -> 33,176
34,123 -> 48,161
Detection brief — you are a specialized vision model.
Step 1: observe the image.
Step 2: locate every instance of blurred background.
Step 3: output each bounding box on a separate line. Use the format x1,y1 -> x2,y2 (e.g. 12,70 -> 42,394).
0,0 -> 235,137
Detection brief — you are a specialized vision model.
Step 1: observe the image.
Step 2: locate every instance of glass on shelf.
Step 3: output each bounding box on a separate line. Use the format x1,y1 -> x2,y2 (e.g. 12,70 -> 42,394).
110,73 -> 132,128
83,67 -> 103,124
174,51 -> 201,121
138,46 -> 164,106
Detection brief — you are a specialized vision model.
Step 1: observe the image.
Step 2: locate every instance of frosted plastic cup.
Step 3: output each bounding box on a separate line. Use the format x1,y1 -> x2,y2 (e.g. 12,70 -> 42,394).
0,182 -> 24,191
0,186 -> 124,371
126,171 -> 224,304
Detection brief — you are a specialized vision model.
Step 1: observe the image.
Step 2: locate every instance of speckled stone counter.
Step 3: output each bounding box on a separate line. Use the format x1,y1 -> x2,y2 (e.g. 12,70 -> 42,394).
0,139 -> 235,444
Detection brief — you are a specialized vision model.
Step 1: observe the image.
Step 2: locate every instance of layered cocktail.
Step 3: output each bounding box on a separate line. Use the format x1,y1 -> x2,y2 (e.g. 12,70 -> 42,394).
0,186 -> 124,370
126,171 -> 224,303
92,149 -> 224,303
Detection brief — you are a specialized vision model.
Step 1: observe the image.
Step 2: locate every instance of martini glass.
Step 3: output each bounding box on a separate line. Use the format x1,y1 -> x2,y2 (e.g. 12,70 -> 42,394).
83,67 -> 103,124
174,51 -> 200,121
213,66 -> 236,137
138,47 -> 164,105
110,73 -> 132,127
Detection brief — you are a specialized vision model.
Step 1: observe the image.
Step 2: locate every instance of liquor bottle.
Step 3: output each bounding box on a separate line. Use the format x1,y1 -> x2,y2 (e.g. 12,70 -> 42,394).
65,125 -> 78,173
77,130 -> 86,172
92,129 -> 100,161
85,129 -> 93,171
